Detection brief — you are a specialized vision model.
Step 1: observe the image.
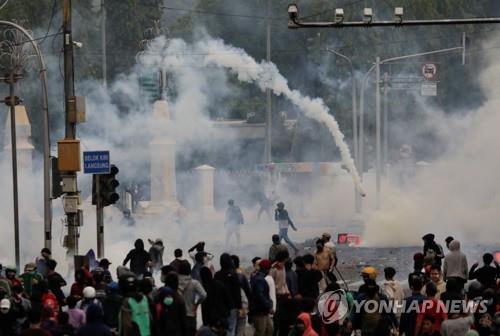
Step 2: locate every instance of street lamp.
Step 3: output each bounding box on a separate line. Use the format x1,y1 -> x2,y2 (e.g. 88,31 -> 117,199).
0,21 -> 52,257
323,47 -> 360,212
358,42 -> 466,210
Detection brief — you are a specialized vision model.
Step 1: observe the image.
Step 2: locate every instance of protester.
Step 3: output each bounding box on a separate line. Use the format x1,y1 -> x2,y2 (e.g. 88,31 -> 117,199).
46,260 -> 67,307
155,273 -> 187,336
118,274 -> 152,336
268,234 -> 289,264
422,264 -> 447,299
214,253 -> 242,336
250,259 -> 274,336
122,239 -> 152,278
76,304 -> 112,336
400,278 -> 426,336
67,295 -> 86,329
147,239 -> 164,273
200,266 -> 231,327
170,249 -> 191,273
178,261 -> 207,336
296,255 -> 322,300
422,233 -> 445,267
469,252 -> 499,289
443,240 -> 469,290
35,248 -> 52,278
274,202 -> 299,254
225,199 -> 245,246
382,267 -> 405,302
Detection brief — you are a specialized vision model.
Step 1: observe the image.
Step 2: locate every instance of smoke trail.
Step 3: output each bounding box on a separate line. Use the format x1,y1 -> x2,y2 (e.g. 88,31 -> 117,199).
200,39 -> 365,196
141,37 -> 365,195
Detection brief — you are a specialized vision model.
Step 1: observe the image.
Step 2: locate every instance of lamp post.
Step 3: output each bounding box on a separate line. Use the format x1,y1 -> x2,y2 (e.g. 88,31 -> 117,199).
359,44 -> 465,209
324,47 -> 360,212
0,23 -> 51,270
0,21 -> 52,252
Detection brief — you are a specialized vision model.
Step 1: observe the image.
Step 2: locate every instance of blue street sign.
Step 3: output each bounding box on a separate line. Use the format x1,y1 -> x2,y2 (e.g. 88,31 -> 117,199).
83,151 -> 110,174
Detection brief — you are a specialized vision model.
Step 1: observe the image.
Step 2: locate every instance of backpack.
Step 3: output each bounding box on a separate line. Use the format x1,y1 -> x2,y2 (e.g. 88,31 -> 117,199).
128,296 -> 151,336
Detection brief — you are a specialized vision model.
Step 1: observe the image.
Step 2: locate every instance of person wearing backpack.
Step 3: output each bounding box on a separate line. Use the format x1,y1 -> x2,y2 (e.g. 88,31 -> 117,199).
118,274 -> 153,336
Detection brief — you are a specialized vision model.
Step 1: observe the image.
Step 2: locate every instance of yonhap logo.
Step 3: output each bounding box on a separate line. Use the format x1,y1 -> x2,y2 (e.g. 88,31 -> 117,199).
317,289 -> 349,324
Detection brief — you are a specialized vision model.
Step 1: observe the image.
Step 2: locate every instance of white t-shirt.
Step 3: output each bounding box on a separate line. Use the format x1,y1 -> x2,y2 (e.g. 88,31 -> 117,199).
265,274 -> 276,312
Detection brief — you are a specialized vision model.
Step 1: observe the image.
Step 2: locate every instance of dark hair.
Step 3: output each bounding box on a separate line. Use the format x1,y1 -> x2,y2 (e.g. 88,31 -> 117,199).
384,267 -> 396,279
41,248 -> 51,255
46,259 -> 57,271
316,239 -> 324,246
302,254 -> 315,265
293,256 -> 304,268
430,264 -> 441,272
163,272 -> 179,291
410,277 -> 424,291
230,255 -> 240,269
275,250 -> 289,263
66,295 -> 79,309
174,249 -> 183,258
139,278 -> 153,295
251,257 -> 261,266
57,312 -> 69,325
425,282 -> 438,297
483,253 -> 494,265
272,234 -> 280,243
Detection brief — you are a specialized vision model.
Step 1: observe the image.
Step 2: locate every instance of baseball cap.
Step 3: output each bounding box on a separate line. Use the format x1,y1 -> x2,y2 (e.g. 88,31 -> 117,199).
99,258 -> 112,267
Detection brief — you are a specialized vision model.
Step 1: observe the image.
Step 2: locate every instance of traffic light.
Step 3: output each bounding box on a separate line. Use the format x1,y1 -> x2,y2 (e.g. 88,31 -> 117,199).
92,165 -> 120,207
51,156 -> 63,199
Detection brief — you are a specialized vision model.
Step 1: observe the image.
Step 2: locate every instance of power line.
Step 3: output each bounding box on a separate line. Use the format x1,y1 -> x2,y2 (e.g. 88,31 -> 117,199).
161,6 -> 286,21
37,0 -> 58,46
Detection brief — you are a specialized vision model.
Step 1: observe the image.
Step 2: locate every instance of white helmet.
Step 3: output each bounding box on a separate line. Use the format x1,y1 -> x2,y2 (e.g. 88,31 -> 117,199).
83,286 -> 96,299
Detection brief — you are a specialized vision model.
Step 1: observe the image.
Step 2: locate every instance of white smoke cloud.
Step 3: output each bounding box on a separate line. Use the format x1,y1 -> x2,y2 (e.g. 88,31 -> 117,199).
362,41 -> 500,247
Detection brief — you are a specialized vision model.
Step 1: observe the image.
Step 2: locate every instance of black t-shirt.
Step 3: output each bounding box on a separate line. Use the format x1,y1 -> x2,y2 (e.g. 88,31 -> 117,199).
124,249 -> 151,276
470,265 -> 499,289
47,272 -> 67,304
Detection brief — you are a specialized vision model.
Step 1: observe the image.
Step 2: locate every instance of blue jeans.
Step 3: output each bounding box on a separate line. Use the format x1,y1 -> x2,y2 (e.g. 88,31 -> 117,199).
227,308 -> 238,336
279,228 -> 298,252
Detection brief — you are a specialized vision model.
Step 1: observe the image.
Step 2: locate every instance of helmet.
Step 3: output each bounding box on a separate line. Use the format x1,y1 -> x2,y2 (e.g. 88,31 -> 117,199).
83,286 -> 96,299
361,266 -> 378,280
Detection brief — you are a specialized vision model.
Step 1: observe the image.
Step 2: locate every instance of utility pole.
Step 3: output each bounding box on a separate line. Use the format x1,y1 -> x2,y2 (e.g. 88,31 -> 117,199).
375,57 -> 381,209
383,72 -> 389,175
101,0 -> 107,88
96,174 -> 103,258
264,0 -> 272,163
6,73 -> 21,271
63,0 -> 79,257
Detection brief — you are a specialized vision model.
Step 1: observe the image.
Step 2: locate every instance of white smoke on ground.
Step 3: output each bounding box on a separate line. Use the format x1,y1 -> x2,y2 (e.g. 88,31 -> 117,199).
362,43 -> 500,247
141,37 -> 365,196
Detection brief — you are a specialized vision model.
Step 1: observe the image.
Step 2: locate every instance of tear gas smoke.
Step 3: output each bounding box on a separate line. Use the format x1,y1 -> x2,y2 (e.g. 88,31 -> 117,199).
140,37 -> 366,196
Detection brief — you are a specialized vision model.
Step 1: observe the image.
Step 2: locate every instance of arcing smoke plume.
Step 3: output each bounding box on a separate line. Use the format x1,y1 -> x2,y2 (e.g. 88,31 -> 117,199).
140,37 -> 366,196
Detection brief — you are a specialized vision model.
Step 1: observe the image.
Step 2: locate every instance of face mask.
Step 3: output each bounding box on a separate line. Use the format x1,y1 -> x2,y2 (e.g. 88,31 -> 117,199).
0,308 -> 8,314
163,297 -> 174,306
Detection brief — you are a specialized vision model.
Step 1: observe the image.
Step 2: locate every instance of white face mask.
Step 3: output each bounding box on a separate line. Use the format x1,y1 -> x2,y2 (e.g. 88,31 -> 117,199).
0,308 -> 9,314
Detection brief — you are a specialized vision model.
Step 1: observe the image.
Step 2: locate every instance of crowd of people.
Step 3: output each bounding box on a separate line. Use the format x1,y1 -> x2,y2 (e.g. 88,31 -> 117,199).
0,229 -> 498,336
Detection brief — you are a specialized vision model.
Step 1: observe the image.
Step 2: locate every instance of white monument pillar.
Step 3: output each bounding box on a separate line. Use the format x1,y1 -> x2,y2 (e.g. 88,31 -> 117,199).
4,105 -> 34,172
195,164 -> 216,213
148,100 -> 178,214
